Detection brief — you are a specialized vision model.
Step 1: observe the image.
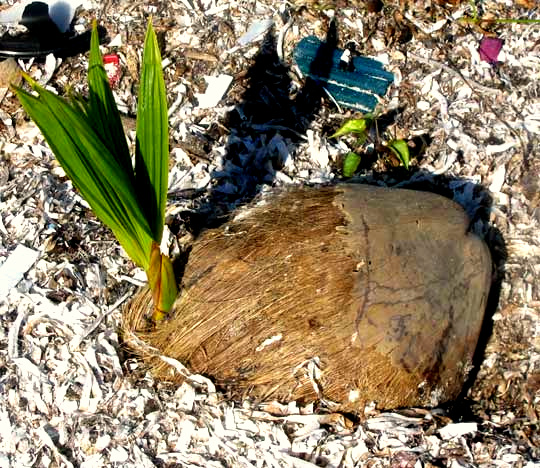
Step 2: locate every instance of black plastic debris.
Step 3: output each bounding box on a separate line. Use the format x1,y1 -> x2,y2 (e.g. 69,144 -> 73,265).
0,1 -> 105,59
294,36 -> 394,113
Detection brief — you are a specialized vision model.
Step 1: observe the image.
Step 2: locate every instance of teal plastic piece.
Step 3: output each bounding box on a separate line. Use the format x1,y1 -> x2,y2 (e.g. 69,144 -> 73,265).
294,36 -> 394,112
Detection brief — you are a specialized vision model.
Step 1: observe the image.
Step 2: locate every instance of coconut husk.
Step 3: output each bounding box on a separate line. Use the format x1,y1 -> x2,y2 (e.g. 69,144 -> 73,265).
122,184 -> 492,410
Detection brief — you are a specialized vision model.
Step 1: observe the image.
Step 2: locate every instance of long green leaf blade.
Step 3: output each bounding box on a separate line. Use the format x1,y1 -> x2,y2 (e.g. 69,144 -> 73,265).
86,22 -> 133,176
135,21 -> 169,242
16,83 -> 153,269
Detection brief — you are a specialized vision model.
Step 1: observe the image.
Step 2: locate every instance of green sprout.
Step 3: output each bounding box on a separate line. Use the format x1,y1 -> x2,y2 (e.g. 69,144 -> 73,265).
14,21 -> 177,323
342,151 -> 362,178
331,115 -> 411,177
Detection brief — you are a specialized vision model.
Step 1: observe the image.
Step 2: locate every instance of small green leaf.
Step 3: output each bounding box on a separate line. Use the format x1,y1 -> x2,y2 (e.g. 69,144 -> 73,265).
330,116 -> 372,139
342,152 -> 362,177
387,139 -> 410,169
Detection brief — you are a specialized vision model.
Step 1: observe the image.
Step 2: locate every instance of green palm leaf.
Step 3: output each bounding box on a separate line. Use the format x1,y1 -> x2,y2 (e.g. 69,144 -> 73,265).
86,21 -> 134,176
16,81 -> 153,269
135,21 -> 169,242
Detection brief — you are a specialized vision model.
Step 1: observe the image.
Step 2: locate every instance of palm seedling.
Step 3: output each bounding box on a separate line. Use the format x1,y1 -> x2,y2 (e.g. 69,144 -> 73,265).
15,21 -> 177,322
14,20 -> 493,411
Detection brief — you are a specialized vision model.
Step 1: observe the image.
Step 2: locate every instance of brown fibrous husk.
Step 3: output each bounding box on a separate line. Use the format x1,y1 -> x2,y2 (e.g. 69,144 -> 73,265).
122,184 -> 492,411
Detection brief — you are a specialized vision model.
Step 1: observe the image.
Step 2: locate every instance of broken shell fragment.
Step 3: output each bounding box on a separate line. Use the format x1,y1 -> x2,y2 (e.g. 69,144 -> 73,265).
123,184 -> 492,410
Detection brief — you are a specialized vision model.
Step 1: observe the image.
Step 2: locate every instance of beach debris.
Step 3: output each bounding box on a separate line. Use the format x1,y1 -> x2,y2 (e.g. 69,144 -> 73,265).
103,53 -> 121,88
237,18 -> 274,46
0,244 -> 40,299
0,0 -> 82,33
478,36 -> 503,65
195,74 -> 233,109
0,0 -> 104,58
294,36 -> 394,112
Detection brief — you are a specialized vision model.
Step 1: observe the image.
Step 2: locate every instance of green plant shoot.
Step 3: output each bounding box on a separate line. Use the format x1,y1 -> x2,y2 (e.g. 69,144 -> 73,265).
387,139 -> 410,170
332,115 -> 411,172
342,152 -> 362,177
330,115 -> 372,139
14,21 -> 177,322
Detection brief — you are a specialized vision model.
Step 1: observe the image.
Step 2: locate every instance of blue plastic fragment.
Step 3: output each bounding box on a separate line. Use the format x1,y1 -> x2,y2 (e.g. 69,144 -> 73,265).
294,36 -> 394,112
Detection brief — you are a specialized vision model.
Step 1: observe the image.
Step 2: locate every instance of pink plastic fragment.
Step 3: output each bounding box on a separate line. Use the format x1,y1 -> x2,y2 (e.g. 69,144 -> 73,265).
479,37 -> 503,65
103,53 -> 121,87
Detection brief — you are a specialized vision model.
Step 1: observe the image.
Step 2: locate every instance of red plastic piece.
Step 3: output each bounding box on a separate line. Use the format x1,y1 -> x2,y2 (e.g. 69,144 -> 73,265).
103,53 -> 121,87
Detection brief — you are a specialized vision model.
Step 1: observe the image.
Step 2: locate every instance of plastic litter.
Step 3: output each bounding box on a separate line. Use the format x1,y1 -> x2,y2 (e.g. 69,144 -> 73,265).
0,0 -> 105,59
195,74 -> 233,109
237,19 -> 274,46
0,0 -> 82,33
478,36 -> 503,65
103,53 -> 121,88
0,244 -> 40,299
294,36 -> 394,113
